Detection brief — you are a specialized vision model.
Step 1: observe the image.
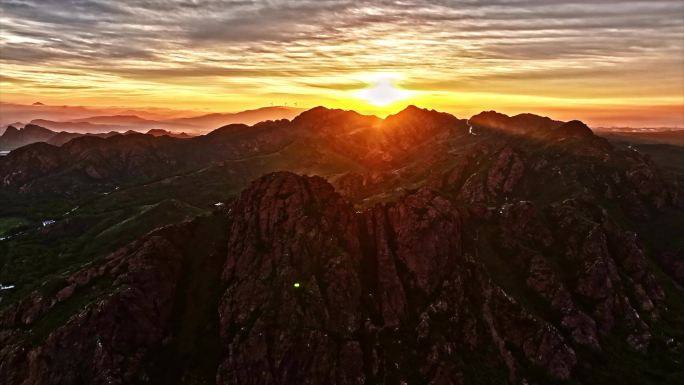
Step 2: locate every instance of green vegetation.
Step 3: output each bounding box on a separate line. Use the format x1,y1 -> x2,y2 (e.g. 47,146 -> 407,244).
0,197 -> 206,309
0,216 -> 30,237
28,275 -> 114,346
0,135 -> 370,310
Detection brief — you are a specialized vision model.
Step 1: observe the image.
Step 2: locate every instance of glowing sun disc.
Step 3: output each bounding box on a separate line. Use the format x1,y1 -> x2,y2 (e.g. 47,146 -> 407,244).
356,75 -> 412,106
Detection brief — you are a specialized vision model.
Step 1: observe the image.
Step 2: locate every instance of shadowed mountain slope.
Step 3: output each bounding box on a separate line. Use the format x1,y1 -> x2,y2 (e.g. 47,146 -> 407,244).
1,107 -> 683,384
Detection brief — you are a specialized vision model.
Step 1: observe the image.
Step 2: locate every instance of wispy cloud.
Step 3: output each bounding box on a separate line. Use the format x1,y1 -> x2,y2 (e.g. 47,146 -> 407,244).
0,0 -> 682,125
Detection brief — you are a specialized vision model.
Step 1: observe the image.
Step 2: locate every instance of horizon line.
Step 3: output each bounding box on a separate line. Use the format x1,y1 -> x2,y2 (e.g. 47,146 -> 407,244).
1,102 -> 683,131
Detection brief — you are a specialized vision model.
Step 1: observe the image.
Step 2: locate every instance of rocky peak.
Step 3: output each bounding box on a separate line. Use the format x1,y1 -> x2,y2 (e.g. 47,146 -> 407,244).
1,124 -> 53,138
384,104 -> 463,130
553,120 -> 595,139
386,104 -> 429,120
469,110 -> 563,136
548,120 -> 615,155
146,128 -> 192,138
3,125 -> 19,135
292,106 -> 380,134
469,110 -> 510,127
0,124 -> 57,151
21,124 -> 54,136
205,123 -> 251,137
293,106 -> 366,124
146,128 -> 172,136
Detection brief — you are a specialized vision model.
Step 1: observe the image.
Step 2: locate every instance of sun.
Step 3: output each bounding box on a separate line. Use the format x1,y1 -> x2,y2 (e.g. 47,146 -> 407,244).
355,73 -> 413,107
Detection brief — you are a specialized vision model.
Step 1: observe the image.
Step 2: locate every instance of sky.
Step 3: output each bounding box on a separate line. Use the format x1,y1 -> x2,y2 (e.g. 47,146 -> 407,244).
1,0 -> 683,127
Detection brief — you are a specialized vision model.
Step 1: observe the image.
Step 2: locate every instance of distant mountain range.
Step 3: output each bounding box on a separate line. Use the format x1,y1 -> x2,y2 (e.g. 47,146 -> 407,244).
0,102 -> 198,124
3,106 -> 681,153
0,103 -> 304,135
166,106 -> 305,129
0,124 -> 192,151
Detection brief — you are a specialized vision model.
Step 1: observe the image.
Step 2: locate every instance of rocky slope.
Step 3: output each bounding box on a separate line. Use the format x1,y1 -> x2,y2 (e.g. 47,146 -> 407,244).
0,106 -> 468,195
1,168 -> 682,384
1,107 -> 683,384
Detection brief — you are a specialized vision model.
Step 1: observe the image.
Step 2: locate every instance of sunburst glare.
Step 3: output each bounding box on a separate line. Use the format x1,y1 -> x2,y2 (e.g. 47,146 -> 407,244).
355,73 -> 414,107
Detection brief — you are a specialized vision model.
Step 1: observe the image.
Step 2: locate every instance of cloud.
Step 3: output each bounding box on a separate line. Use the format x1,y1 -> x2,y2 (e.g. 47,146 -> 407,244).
3,1 -> 681,59
0,0 -> 682,122
0,74 -> 29,84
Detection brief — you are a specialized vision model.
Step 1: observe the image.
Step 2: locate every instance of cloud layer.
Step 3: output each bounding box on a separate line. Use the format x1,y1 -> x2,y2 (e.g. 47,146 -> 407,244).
1,0 -> 683,125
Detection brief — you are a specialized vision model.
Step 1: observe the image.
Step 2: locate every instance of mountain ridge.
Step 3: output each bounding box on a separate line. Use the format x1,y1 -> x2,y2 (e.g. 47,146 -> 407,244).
0,103 -> 304,134
0,105 -> 683,384
0,105 -> 624,189
0,124 -> 193,152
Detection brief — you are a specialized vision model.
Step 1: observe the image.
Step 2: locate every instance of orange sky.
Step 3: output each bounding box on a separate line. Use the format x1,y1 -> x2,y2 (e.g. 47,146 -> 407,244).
1,1 -> 683,127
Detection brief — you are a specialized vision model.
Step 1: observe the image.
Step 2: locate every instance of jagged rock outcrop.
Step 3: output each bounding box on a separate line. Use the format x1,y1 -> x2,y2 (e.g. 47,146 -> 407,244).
0,170 -> 680,384
469,111 -> 563,137
216,173 -> 583,384
291,105 -> 468,168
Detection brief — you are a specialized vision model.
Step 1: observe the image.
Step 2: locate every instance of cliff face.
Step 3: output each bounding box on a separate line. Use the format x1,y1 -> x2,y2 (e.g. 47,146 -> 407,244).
2,171 -> 679,385
214,173 -> 668,384
216,173 -> 568,384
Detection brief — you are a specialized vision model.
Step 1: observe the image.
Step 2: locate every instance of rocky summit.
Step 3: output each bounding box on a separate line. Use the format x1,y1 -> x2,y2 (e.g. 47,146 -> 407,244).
1,107 -> 683,385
